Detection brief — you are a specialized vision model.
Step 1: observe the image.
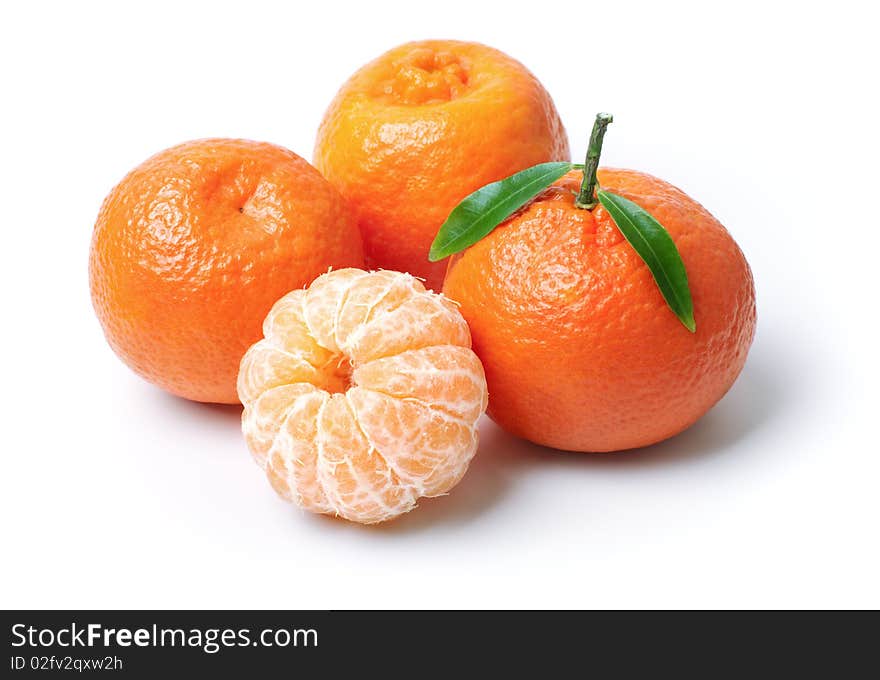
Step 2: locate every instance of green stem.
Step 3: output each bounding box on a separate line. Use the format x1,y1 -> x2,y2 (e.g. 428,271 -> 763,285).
574,112 -> 613,209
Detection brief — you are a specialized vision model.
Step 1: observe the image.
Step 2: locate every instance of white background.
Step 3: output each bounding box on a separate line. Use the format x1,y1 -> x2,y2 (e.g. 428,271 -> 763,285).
2,1 -> 878,609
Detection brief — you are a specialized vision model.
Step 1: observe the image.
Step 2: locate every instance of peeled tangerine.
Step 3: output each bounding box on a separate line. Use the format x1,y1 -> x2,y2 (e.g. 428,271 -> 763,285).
238,269 -> 488,524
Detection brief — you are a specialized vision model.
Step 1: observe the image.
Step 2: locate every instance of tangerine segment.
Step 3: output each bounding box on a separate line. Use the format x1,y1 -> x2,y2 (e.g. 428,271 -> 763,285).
261,289 -> 334,364
302,268 -> 471,362
239,268 -> 488,524
249,383 -> 331,513
317,394 -> 418,523
352,346 -> 488,423
237,341 -> 327,405
346,387 -> 479,498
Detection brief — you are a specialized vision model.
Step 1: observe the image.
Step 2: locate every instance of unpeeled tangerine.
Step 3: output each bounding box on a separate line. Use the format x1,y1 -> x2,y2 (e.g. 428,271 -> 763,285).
238,268 -> 488,524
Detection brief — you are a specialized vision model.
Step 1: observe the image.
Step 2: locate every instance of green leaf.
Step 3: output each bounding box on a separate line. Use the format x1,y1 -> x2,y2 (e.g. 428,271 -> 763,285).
597,190 -> 696,332
428,162 -> 573,261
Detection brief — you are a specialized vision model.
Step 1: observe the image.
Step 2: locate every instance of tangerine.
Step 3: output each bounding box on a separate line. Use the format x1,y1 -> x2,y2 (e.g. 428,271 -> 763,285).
314,40 -> 570,291
89,138 -> 364,403
443,168 -> 756,452
238,268 -> 488,524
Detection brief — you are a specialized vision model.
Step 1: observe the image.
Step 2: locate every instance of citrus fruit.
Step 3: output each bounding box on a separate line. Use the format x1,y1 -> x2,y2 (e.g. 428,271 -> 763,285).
238,268 -> 488,524
314,40 -> 570,291
89,138 -> 364,404
443,167 -> 756,452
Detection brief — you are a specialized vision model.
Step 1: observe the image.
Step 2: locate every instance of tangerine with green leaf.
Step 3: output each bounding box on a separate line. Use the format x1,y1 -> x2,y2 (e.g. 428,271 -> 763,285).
437,115 -> 756,452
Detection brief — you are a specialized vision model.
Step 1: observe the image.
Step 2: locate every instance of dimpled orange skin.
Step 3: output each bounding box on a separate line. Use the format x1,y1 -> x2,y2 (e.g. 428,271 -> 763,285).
443,168 -> 756,452
314,40 -> 570,291
89,139 -> 364,404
